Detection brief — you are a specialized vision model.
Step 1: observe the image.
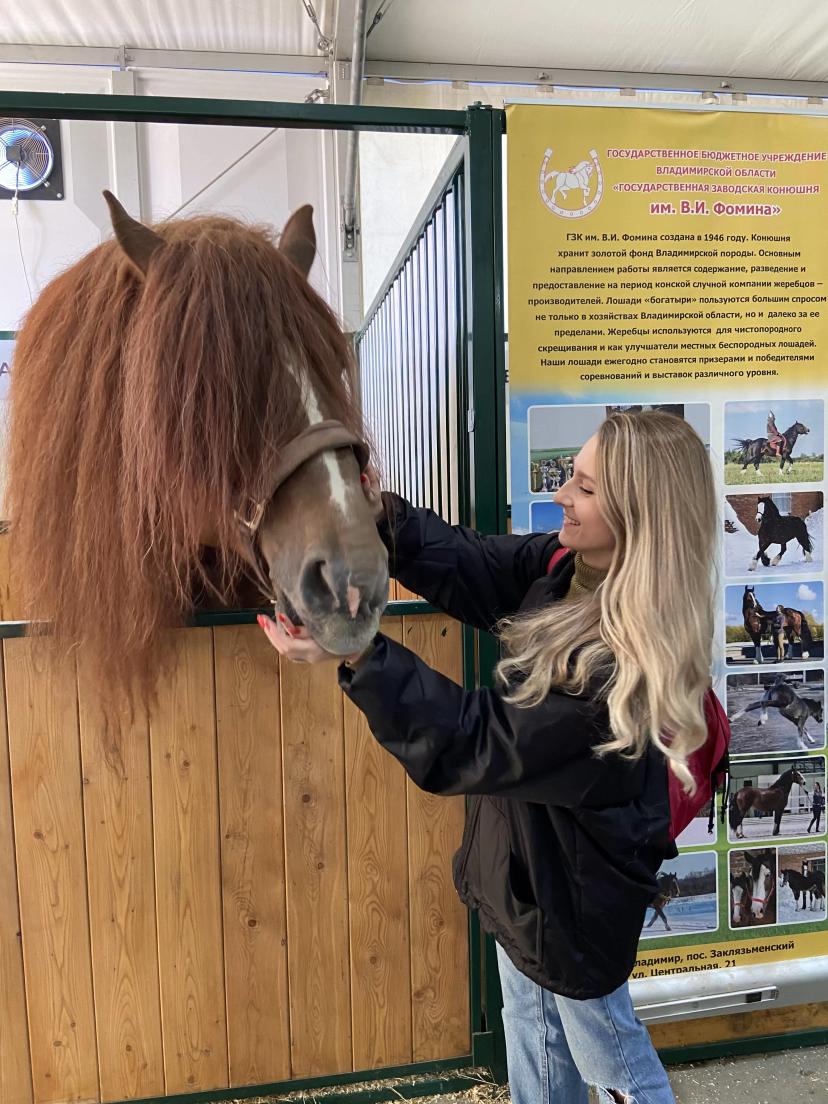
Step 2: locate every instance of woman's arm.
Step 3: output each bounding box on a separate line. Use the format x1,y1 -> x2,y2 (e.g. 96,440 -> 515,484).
381,492 -> 560,631
339,632 -> 624,806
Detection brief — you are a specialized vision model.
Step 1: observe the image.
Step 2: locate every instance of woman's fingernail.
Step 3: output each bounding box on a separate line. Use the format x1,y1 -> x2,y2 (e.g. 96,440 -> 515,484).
256,615 -> 266,628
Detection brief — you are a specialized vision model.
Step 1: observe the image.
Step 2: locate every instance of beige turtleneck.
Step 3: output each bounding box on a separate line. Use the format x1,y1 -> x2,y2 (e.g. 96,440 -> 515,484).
561,552 -> 607,602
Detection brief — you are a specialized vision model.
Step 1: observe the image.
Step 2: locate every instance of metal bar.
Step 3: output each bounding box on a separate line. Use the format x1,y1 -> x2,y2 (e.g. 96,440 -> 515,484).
464,104 -> 507,537
657,1028 -> 828,1067
0,42 -> 327,75
342,0 -> 369,255
0,90 -> 468,133
0,601 -> 438,637
359,138 -> 466,332
365,59 -> 828,99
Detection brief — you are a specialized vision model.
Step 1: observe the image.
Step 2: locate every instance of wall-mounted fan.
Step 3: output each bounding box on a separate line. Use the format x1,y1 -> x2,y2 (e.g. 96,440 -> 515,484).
0,118 -> 64,201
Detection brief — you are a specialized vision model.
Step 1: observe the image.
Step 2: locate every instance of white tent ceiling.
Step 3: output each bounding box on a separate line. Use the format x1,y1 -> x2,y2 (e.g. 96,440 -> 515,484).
2,0 -> 828,86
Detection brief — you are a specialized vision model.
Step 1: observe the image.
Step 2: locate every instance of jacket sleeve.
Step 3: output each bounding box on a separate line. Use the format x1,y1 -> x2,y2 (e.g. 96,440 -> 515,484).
339,633 -> 608,805
380,492 -> 560,631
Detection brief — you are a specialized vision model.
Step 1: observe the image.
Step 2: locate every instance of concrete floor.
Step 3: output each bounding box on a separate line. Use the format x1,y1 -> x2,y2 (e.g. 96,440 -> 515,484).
421,1044 -> 828,1102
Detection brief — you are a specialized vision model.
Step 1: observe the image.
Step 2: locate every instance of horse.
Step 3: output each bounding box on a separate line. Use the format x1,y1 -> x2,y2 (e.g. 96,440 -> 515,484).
729,767 -> 808,838
742,586 -> 812,663
734,421 -> 810,474
748,496 -> 814,572
780,867 -> 826,912
731,850 -> 776,924
731,674 -> 823,750
545,159 -> 594,206
645,872 -> 680,931
6,194 -> 389,700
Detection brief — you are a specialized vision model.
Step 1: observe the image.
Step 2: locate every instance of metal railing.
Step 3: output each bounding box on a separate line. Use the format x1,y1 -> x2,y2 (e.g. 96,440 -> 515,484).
357,140 -> 468,525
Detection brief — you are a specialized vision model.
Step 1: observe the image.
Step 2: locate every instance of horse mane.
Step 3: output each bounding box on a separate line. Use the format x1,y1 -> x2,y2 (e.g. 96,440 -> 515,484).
8,214 -> 363,701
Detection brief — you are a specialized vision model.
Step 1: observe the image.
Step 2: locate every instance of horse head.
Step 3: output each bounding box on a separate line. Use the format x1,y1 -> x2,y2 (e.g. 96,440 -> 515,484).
742,850 -> 775,920
792,421 -> 810,436
8,193 -> 390,696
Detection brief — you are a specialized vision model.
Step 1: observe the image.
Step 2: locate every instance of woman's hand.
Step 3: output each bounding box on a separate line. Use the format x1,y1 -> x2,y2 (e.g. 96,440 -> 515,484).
258,613 -> 332,664
258,613 -> 371,668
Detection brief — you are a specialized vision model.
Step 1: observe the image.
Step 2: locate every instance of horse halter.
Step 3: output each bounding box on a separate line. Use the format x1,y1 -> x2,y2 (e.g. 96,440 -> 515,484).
233,419 -> 370,605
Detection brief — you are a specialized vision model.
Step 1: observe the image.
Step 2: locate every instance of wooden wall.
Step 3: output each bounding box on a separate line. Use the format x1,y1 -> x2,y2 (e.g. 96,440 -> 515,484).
0,615 -> 469,1104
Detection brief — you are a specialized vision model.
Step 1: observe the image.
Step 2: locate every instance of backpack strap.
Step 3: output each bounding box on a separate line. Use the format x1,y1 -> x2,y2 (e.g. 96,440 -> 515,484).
546,545 -> 571,574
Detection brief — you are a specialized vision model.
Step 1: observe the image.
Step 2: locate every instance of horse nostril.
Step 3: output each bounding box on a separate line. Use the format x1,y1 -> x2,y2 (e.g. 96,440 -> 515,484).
299,558 -> 338,611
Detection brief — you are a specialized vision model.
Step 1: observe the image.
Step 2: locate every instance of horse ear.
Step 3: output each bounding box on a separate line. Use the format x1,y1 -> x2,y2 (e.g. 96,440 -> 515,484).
279,204 -> 316,279
103,191 -> 164,277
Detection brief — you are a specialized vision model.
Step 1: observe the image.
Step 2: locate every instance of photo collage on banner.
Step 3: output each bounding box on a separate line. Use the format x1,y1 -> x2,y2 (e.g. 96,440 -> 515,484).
507,103 -> 828,978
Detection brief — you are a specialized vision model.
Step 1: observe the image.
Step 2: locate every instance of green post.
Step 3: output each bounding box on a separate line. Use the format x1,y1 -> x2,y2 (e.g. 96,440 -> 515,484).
464,102 -> 509,1085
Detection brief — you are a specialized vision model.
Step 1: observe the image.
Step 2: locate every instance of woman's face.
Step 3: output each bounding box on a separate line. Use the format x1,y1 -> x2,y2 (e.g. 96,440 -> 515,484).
554,434 -> 616,569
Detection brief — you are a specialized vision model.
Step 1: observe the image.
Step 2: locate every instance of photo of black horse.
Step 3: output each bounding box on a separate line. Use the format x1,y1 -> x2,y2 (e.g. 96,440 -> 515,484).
777,842 -> 827,923
734,420 -> 810,475
724,492 -> 822,579
727,671 -> 825,755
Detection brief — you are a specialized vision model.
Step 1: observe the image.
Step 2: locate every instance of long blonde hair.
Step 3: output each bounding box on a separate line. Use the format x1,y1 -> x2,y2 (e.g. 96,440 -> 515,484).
497,410 -> 717,790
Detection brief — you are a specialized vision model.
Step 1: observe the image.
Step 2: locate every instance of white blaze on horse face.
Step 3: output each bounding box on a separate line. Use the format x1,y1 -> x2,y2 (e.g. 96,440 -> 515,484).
732,882 -> 745,924
295,367 -> 351,520
751,864 -> 771,918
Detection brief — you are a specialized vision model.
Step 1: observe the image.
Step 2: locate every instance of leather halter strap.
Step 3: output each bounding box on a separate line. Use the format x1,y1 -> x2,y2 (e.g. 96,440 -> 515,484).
233,419 -> 370,605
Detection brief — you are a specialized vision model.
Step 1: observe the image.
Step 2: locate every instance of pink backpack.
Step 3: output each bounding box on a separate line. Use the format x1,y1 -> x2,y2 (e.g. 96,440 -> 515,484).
547,546 -> 730,839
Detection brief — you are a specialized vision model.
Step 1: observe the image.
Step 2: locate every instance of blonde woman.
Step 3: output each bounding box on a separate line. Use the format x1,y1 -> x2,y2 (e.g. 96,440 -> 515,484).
261,410 -> 717,1104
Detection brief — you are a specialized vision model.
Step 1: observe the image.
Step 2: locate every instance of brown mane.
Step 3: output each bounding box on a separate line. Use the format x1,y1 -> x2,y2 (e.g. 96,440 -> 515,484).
8,214 -> 363,698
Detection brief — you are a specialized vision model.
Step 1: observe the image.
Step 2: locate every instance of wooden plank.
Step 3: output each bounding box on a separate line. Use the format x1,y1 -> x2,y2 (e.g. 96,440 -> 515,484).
150,629 -> 228,1094
280,659 -> 351,1077
4,637 -> 99,1104
0,646 -> 34,1104
213,626 -> 291,1087
76,664 -> 165,1102
402,616 -> 470,1061
650,1001 -> 828,1050
0,534 -> 21,622
344,619 -> 412,1070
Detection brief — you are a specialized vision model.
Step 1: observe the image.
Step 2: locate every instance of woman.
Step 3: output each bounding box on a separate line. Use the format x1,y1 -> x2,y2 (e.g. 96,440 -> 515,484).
808,781 -> 824,834
260,410 -> 717,1104
766,410 -> 785,460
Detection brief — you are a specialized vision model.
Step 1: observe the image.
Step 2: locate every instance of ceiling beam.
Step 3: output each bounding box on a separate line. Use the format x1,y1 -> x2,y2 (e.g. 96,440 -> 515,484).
363,60 -> 828,99
0,43 -> 327,77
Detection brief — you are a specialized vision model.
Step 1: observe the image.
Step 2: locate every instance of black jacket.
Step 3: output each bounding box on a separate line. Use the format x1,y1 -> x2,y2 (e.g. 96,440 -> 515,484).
339,493 -> 675,999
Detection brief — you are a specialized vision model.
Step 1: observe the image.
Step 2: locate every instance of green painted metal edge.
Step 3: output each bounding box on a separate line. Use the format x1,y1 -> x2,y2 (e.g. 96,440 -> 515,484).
658,1026 -> 828,1066
463,102 -> 509,1087
109,1056 -> 478,1104
0,331 -> 15,340
0,90 -> 467,133
0,602 -> 438,638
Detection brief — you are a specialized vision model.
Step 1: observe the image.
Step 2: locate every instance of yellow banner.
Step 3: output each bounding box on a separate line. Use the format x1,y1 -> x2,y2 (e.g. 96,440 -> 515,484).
507,103 -> 828,395
507,103 -> 828,978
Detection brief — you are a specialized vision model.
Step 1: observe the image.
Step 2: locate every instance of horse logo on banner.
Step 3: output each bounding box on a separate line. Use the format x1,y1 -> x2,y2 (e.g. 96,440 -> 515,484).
539,148 -> 603,218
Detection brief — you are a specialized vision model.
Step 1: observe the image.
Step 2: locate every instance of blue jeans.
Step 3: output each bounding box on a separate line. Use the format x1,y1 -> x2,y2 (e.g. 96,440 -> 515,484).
496,942 -> 675,1104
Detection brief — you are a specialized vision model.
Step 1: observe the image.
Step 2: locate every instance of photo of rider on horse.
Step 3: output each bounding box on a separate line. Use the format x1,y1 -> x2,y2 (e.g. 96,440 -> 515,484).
725,399 -> 824,485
